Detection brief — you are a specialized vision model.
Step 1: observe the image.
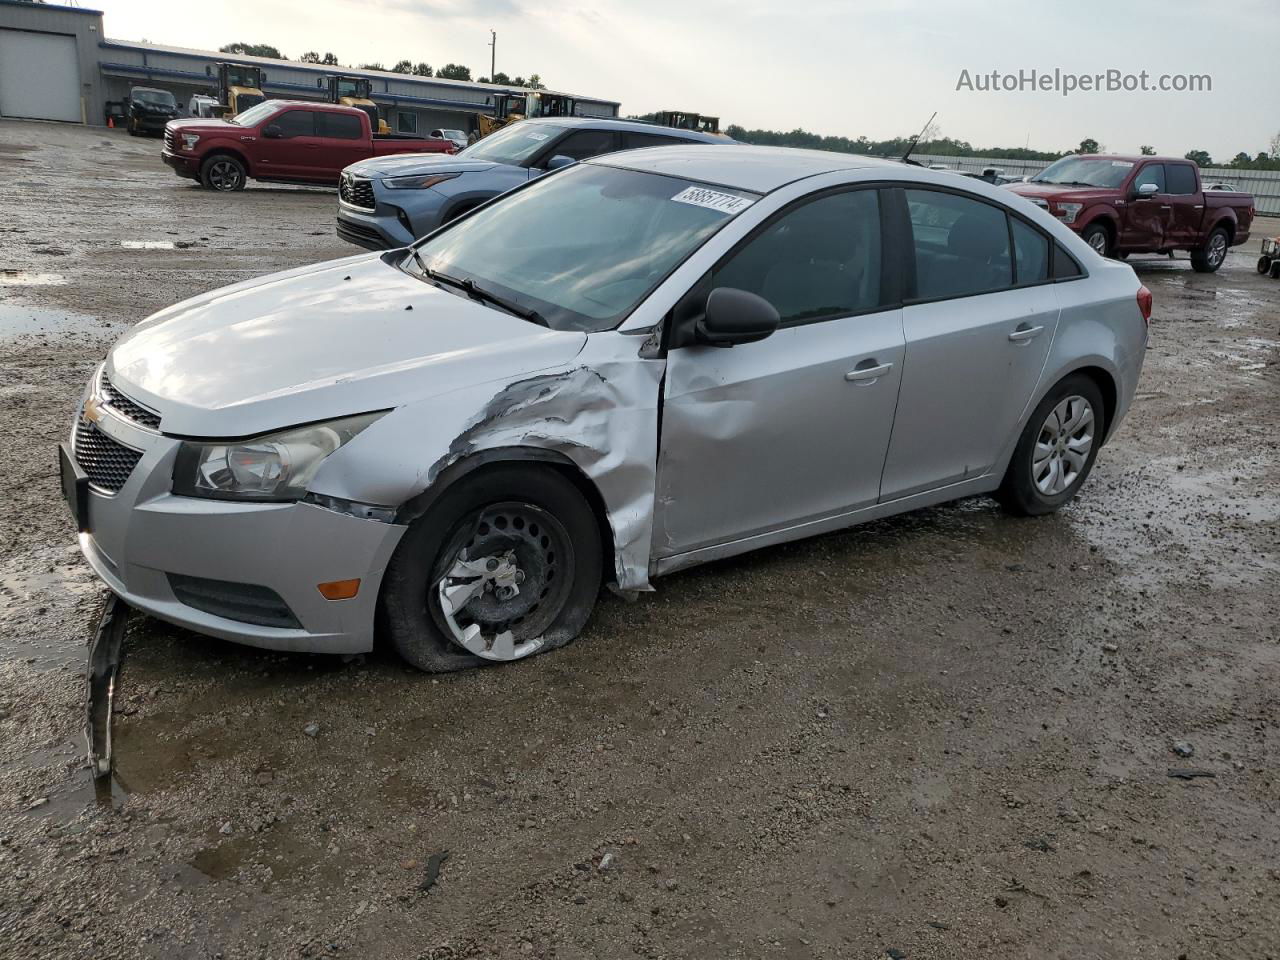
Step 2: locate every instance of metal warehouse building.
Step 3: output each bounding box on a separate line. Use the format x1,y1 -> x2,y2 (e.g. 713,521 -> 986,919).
0,0 -> 618,133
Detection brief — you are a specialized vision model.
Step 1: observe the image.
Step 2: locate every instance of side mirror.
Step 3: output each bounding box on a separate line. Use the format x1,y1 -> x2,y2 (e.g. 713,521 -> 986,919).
1134,182 -> 1159,199
546,154 -> 576,171
263,124 -> 282,139
695,288 -> 779,347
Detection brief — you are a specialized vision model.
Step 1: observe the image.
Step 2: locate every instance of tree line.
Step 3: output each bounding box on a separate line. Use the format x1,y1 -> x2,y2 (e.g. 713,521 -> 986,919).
217,43 -> 544,88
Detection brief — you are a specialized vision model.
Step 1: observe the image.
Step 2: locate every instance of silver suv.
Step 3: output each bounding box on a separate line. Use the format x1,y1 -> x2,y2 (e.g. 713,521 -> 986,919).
336,116 -> 728,249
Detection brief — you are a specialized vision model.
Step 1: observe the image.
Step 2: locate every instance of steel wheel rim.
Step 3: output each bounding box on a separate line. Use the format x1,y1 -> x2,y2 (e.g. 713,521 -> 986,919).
430,501 -> 573,662
1032,395 -> 1094,496
210,160 -> 240,190
1208,233 -> 1227,267
1087,231 -> 1107,255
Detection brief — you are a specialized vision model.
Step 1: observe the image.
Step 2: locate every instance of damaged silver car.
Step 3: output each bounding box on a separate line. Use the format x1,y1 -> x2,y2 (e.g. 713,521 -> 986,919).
60,146 -> 1150,671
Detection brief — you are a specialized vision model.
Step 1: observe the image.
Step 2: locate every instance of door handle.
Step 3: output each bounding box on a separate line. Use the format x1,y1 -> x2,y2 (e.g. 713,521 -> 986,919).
845,361 -> 893,383
1008,324 -> 1044,343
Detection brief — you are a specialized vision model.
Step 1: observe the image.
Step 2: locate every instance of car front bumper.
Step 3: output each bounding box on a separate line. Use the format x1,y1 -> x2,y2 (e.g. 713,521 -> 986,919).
66,391 -> 406,655
162,148 -> 201,180
336,178 -> 450,250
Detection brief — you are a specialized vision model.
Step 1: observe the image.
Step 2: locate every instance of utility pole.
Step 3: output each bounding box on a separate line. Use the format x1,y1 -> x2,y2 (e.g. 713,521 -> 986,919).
488,29 -> 496,82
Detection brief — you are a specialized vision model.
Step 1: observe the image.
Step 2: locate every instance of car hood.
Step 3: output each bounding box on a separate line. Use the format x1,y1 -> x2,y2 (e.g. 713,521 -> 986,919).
345,152 -> 503,179
1009,182 -> 1116,203
107,254 -> 587,438
164,117 -> 240,134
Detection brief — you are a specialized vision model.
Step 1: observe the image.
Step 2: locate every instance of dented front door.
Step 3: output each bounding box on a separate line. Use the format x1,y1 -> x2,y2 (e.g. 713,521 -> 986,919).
653,309 -> 906,559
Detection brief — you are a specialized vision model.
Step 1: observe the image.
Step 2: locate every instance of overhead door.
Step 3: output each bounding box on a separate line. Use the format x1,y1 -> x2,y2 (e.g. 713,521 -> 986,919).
0,30 -> 82,123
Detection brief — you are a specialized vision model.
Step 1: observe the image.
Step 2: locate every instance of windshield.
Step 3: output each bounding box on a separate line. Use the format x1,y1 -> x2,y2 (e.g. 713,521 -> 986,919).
132,89 -> 176,107
407,164 -> 757,332
458,121 -> 566,166
231,101 -> 278,126
1032,156 -> 1134,188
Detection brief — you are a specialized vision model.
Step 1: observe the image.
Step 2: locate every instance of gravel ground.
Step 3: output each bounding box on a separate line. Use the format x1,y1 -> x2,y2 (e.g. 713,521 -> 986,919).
1,119 -> 1277,960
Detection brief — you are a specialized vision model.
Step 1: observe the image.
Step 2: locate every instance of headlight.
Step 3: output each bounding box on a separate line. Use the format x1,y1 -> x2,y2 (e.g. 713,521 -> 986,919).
1055,202 -> 1083,224
382,172 -> 460,190
172,412 -> 386,501
182,133 -> 201,150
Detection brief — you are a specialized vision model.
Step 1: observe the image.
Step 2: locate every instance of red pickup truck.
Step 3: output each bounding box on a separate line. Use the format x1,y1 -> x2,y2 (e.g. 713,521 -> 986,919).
1009,155 -> 1254,272
162,100 -> 456,193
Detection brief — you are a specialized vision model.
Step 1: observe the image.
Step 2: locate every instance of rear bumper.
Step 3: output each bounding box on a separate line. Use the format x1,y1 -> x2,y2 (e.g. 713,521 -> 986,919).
162,149 -> 200,180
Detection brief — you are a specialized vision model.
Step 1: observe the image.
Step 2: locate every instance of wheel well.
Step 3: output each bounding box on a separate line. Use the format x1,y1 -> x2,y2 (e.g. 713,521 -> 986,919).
1213,219 -> 1234,242
397,453 -> 617,584
1073,366 -> 1116,440
1082,218 -> 1114,241
202,148 -> 249,173
443,199 -> 483,223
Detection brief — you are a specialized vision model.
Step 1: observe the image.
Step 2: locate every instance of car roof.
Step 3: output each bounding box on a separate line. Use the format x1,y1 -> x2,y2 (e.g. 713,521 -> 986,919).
522,116 -> 725,144
589,144 -> 902,194
1075,153 -> 1192,164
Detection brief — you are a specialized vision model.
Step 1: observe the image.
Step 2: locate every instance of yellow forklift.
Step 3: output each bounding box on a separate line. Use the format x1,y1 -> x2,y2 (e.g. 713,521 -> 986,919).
207,62 -> 267,118
323,75 -> 391,134
474,91 -> 577,140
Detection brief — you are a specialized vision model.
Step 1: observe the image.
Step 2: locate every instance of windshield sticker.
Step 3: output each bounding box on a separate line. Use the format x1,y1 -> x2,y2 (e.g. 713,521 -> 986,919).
1111,161 -> 1134,168
526,132 -> 550,141
671,186 -> 754,215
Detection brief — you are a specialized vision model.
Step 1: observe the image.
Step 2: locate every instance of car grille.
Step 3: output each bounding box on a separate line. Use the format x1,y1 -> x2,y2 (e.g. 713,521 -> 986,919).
100,372 -> 161,430
73,417 -> 143,493
164,129 -> 176,152
1028,197 -> 1050,211
339,173 -> 375,210
168,573 -> 302,629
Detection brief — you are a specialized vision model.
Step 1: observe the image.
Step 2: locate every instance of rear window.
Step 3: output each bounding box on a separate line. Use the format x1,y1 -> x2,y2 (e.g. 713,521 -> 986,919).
275,110 -> 316,138
906,189 -> 1012,300
319,112 -> 363,140
1166,164 -> 1197,195
1011,218 -> 1049,285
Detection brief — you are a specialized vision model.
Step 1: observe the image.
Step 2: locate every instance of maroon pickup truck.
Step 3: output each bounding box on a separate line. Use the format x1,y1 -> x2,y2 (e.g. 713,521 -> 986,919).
162,100 -> 456,193
1009,155 -> 1254,272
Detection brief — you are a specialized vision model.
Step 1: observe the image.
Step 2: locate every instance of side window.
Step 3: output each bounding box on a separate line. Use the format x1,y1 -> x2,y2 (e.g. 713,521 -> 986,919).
1011,217 -> 1049,285
1166,163 -> 1197,195
1133,163 -> 1166,193
274,110 -> 316,138
621,132 -> 691,149
1053,243 -> 1083,279
713,189 -> 882,325
317,112 -> 363,140
551,129 -> 618,162
905,189 -> 1012,300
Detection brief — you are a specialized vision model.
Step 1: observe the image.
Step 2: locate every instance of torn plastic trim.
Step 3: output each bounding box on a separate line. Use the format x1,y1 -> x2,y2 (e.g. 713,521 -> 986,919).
303,492 -> 398,523
86,593 -> 130,780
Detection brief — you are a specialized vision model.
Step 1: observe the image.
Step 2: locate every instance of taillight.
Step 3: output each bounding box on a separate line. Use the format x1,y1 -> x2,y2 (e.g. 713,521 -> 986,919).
1136,285 -> 1153,325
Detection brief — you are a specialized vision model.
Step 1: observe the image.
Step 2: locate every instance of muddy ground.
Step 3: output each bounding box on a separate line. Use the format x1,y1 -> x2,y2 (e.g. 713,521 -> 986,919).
1,120 -> 1277,960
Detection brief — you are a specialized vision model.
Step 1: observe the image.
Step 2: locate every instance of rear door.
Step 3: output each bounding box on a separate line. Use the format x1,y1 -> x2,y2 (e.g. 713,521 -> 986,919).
315,111 -> 368,181
1121,162 -> 1172,249
1164,162 -> 1204,247
254,108 -> 319,180
879,187 -> 1060,500
656,186 -> 906,556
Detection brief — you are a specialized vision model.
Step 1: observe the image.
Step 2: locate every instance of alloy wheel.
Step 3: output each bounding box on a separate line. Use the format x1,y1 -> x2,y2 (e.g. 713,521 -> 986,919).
1207,233 -> 1227,268
208,160 -> 242,191
1032,395 -> 1095,496
1087,231 -> 1108,256
431,501 -> 573,662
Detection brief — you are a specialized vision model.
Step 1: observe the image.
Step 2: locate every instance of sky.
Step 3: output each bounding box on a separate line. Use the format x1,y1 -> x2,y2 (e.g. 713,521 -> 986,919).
93,0 -> 1276,161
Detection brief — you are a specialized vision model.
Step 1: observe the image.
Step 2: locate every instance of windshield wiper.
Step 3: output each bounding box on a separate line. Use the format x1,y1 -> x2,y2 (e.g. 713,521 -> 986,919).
408,254 -> 548,327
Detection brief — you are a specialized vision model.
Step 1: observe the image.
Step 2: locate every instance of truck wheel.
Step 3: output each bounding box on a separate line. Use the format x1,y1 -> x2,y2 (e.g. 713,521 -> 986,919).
1191,227 -> 1229,273
381,465 -> 603,673
1081,223 -> 1111,258
200,154 -> 246,192
1270,261 -> 1280,280
127,117 -> 138,136
1257,255 -> 1272,275
997,374 -> 1105,517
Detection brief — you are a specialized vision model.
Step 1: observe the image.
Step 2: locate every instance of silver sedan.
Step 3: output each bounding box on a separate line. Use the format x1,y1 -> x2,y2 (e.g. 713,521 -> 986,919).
62,146 -> 1149,671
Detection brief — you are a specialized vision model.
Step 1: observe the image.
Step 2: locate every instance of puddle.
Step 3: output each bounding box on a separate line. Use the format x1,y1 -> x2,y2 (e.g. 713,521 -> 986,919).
121,240 -> 175,250
0,301 -> 121,339
0,269 -> 65,285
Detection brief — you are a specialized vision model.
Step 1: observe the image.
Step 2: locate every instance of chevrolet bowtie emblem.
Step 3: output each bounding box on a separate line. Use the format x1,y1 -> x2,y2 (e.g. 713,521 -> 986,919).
84,397 -> 104,424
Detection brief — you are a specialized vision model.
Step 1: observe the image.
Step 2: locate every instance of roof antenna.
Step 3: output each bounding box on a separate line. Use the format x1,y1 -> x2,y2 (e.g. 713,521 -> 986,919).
901,111 -> 936,167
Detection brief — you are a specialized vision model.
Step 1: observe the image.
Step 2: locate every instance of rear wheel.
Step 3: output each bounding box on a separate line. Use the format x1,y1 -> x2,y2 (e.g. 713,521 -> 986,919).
382,466 -> 602,672
1190,226 -> 1229,273
200,154 -> 246,192
1081,223 -> 1111,259
1258,255 -> 1272,276
998,374 -> 1105,516
1270,261 -> 1280,280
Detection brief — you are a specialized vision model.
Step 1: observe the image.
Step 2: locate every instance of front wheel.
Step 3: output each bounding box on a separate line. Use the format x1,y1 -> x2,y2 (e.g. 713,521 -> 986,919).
1257,255 -> 1272,276
381,466 -> 603,673
1190,227 -> 1229,273
1081,223 -> 1111,259
998,374 -> 1105,516
200,154 -> 246,192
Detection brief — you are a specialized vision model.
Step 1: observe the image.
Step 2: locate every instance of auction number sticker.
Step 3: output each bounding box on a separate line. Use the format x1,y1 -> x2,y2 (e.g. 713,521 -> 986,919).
1111,161 -> 1134,167
672,186 -> 754,215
